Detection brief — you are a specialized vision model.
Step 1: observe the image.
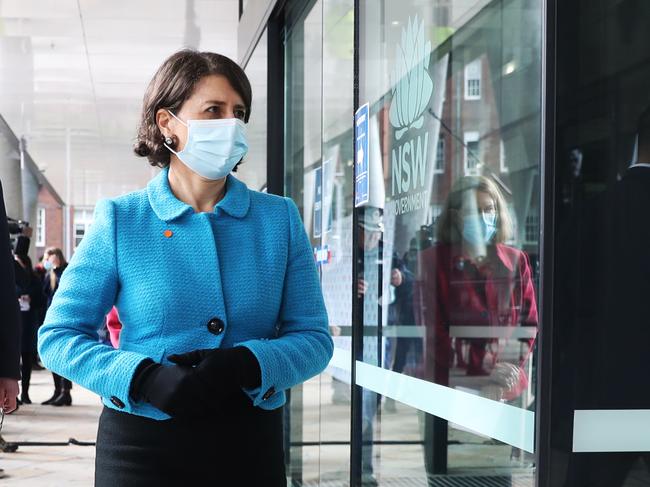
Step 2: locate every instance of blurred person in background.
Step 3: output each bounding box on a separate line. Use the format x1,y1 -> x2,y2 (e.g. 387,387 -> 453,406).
10,212 -> 32,409
0,180 -> 21,476
31,255 -> 48,370
106,307 -> 122,348
14,253 -> 44,404
41,247 -> 72,406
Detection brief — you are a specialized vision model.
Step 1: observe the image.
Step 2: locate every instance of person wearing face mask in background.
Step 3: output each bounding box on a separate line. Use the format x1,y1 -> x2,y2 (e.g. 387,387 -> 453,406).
415,176 -> 538,400
37,50 -> 332,486
41,247 -> 73,406
415,176 -> 538,479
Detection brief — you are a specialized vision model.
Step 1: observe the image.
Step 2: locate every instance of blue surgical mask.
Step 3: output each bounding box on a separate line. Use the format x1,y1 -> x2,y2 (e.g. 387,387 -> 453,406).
462,212 -> 497,246
164,111 -> 249,180
43,260 -> 53,271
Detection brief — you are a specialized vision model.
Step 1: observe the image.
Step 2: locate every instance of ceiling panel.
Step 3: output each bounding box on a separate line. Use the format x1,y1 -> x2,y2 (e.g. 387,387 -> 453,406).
0,0 -> 239,207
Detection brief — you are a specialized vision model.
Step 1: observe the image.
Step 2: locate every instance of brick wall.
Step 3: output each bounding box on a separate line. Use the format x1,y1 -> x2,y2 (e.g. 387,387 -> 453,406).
35,185 -> 64,259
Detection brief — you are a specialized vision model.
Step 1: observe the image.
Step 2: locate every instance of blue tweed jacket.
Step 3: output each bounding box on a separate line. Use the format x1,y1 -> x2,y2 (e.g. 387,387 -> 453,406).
38,167 -> 333,420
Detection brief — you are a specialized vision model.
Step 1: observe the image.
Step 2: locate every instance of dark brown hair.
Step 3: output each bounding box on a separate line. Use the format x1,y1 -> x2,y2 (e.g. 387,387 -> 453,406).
134,50 -> 252,168
45,247 -> 67,290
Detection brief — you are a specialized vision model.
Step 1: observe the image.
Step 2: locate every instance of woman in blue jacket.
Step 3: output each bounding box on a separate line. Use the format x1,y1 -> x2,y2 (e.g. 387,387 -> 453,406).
38,50 -> 333,486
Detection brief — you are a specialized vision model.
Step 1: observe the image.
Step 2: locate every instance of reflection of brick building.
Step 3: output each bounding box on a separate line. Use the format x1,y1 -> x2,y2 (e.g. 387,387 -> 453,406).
434,55 -> 505,216
434,54 -> 540,256
34,184 -> 64,259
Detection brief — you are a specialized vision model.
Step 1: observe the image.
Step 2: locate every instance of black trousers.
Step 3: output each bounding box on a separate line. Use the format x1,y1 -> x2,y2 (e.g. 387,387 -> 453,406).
95,403 -> 286,487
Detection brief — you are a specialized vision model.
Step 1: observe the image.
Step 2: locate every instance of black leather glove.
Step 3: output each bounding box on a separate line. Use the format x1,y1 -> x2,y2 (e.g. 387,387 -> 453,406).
168,347 -> 261,395
129,359 -> 208,417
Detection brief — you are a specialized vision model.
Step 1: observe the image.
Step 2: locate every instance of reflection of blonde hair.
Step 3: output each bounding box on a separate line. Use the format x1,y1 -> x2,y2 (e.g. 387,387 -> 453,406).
45,247 -> 67,290
436,176 -> 513,244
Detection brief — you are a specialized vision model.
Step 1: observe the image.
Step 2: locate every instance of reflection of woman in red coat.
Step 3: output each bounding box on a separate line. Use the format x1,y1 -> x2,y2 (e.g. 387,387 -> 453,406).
415,176 -> 538,402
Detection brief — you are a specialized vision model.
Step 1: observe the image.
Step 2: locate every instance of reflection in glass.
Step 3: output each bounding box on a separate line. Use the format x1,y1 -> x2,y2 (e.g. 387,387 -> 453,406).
358,0 -> 541,483
416,176 -> 537,404
283,0 -> 355,484
240,29 -> 267,191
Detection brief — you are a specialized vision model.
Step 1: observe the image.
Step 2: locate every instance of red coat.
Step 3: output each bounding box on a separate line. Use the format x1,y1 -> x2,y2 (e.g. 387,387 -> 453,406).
415,243 -> 538,400
106,306 -> 122,349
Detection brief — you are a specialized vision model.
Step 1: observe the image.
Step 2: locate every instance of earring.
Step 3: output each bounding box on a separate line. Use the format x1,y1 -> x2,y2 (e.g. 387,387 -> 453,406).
164,135 -> 174,146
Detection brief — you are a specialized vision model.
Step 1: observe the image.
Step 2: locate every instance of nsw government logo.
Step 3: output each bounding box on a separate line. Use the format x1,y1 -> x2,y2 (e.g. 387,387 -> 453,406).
389,15 -> 433,215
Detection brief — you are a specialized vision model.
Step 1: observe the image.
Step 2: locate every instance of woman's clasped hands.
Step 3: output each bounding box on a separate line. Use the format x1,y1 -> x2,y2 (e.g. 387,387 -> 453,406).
130,347 -> 261,418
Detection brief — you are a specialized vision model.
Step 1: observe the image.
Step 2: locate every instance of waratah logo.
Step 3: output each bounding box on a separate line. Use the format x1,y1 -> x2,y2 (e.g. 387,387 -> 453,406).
389,16 -> 433,141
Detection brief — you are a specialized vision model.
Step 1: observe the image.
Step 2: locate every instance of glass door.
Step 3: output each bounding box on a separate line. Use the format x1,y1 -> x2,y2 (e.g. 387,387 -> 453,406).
284,1 -> 324,483
355,0 -> 542,484
283,0 -> 355,484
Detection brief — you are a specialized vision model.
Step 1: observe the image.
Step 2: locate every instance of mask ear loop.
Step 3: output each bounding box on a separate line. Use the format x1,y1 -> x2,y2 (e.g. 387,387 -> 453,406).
481,211 -> 498,227
163,110 -> 187,155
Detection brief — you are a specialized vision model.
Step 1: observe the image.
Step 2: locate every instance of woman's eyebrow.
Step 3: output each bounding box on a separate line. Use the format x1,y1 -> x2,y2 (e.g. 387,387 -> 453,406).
203,100 -> 246,109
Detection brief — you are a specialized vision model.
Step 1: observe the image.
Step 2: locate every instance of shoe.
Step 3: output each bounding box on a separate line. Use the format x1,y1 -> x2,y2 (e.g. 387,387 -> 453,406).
0,436 -> 18,453
15,397 -> 22,406
42,391 -> 61,405
20,393 -> 32,405
51,391 -> 72,406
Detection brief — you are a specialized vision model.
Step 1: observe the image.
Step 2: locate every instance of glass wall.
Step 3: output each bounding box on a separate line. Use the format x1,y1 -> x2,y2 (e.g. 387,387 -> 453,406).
240,29 -> 268,191
547,0 -> 650,485
356,0 -> 542,484
283,0 -> 355,484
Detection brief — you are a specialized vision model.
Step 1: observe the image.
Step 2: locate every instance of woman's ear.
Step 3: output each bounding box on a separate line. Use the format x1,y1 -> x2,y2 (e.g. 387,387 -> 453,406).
156,109 -> 172,137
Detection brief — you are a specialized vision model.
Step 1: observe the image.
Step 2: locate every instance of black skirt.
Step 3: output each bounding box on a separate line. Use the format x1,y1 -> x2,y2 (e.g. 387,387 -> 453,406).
95,401 -> 286,487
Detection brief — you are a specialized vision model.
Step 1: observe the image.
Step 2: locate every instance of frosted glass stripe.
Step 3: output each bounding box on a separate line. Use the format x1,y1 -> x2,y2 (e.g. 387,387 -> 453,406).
573,409 -> 650,452
355,361 -> 535,453
449,326 -> 537,339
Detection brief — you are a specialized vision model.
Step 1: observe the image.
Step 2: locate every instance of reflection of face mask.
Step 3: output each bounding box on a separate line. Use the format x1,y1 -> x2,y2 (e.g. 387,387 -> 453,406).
165,111 -> 249,180
44,260 -> 53,271
462,212 -> 497,246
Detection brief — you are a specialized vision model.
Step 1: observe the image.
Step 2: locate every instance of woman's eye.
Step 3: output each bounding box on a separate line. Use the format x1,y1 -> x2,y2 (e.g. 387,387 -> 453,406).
206,106 -> 220,114
234,110 -> 246,120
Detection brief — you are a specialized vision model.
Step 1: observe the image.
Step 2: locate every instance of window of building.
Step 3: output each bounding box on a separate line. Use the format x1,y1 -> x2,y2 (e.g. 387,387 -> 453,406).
36,207 -> 46,247
464,131 -> 480,175
464,58 -> 482,100
500,139 -> 509,173
525,212 -> 539,244
73,208 -> 94,249
435,136 -> 445,173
